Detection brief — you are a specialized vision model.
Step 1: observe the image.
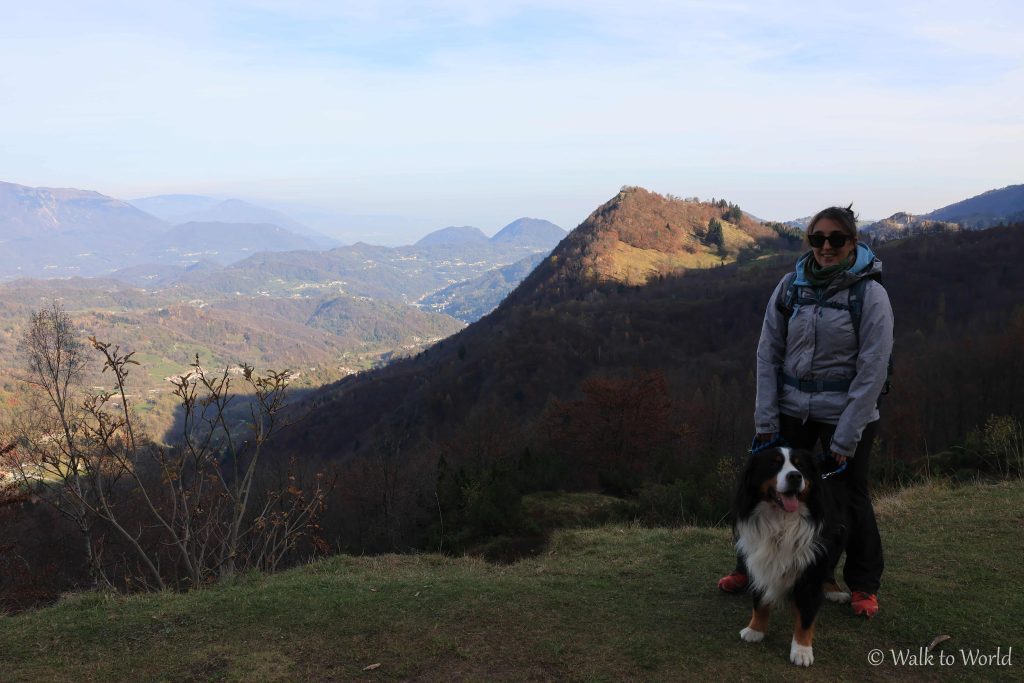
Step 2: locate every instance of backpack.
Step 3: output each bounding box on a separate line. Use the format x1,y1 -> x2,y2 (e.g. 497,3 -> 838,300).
776,271 -> 893,399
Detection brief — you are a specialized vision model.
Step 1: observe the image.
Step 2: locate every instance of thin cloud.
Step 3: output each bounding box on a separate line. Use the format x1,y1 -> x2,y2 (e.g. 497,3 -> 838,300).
0,0 -> 1021,231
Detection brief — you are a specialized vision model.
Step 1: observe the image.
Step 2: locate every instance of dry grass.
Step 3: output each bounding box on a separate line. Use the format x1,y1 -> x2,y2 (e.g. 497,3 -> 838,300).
1,478 -> 1021,681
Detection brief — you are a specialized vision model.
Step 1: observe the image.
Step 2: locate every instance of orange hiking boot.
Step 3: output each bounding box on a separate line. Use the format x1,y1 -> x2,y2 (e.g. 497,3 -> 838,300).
851,591 -> 879,617
717,571 -> 748,593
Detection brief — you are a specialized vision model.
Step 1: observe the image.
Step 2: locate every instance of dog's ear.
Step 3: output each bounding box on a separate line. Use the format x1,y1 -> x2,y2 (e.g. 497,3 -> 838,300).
733,449 -> 768,519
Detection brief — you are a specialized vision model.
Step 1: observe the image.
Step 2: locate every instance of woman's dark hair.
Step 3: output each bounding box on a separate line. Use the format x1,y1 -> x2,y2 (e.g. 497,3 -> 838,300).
808,204 -> 858,237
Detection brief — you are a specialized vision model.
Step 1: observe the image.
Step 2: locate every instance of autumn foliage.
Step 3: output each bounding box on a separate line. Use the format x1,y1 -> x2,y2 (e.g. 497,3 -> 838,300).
543,371 -> 683,494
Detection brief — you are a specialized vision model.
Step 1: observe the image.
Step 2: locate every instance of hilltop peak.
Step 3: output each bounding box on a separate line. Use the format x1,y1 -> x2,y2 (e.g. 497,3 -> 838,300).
491,218 -> 566,249
509,187 -> 784,298
415,225 -> 490,247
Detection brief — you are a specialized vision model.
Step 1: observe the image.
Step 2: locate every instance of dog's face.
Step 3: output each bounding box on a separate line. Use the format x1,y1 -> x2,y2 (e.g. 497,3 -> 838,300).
735,447 -> 821,518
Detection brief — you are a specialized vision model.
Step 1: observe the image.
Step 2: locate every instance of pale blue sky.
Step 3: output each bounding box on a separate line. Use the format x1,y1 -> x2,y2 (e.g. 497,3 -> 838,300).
2,1 -> 1021,243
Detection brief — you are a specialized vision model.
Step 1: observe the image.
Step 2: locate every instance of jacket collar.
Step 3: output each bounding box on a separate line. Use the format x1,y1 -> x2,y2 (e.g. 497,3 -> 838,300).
793,243 -> 881,290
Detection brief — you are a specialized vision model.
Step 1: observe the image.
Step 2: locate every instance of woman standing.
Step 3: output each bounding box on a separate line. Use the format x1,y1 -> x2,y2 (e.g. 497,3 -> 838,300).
718,205 -> 894,618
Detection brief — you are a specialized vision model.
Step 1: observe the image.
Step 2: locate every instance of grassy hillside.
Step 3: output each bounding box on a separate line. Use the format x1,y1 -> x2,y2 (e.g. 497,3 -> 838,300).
516,187 -> 796,291
1,479 -> 1021,681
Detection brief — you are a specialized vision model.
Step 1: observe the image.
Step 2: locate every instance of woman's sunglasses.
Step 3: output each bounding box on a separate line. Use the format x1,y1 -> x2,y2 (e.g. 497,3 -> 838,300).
807,232 -> 853,248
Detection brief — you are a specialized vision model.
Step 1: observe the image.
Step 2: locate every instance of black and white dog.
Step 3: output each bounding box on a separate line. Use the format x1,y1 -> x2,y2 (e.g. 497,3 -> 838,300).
733,446 -> 844,666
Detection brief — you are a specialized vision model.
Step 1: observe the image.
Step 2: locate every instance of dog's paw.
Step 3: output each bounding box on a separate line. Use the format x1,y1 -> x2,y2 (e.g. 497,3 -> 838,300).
824,590 -> 850,604
739,627 -> 765,643
790,640 -> 814,666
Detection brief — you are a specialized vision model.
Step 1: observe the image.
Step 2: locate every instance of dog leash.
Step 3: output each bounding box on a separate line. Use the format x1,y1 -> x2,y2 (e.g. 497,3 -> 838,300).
818,452 -> 848,479
748,434 -> 787,454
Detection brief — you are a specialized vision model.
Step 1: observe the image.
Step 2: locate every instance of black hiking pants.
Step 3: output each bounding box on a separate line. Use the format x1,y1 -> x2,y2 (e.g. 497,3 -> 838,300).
733,415 -> 884,594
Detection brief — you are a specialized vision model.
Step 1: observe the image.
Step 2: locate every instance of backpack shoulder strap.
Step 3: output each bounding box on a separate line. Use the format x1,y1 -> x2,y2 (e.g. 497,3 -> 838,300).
847,273 -> 884,333
847,279 -> 867,332
776,271 -> 800,319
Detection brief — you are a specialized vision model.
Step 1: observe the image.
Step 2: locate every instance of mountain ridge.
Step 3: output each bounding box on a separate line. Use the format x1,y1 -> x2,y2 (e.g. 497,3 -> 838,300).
130,194 -> 339,246
923,183 -> 1024,227
0,182 -> 334,278
0,181 -> 167,240
860,184 -> 1024,240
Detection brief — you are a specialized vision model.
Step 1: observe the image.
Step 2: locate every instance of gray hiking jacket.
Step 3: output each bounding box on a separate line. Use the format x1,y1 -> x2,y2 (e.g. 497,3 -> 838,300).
754,244 -> 894,457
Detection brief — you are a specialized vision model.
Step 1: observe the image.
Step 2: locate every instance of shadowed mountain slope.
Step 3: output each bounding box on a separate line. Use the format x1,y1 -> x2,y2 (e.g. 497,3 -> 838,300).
923,183 -> 1024,227
861,183 -> 1024,241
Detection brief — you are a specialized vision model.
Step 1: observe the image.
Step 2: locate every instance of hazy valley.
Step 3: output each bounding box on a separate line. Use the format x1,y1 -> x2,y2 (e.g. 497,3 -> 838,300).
0,181 -> 569,438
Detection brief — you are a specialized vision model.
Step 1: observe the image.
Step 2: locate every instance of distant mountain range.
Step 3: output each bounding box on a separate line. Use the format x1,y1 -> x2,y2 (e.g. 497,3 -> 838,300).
0,182 -> 333,278
414,218 -> 566,251
922,184 -> 1024,227
130,194 -> 341,247
0,182 -> 567,287
0,182 -> 166,241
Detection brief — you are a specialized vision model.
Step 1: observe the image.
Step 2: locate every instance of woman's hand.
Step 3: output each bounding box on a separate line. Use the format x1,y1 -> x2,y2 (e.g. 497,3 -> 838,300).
755,432 -> 777,444
832,452 -> 847,466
